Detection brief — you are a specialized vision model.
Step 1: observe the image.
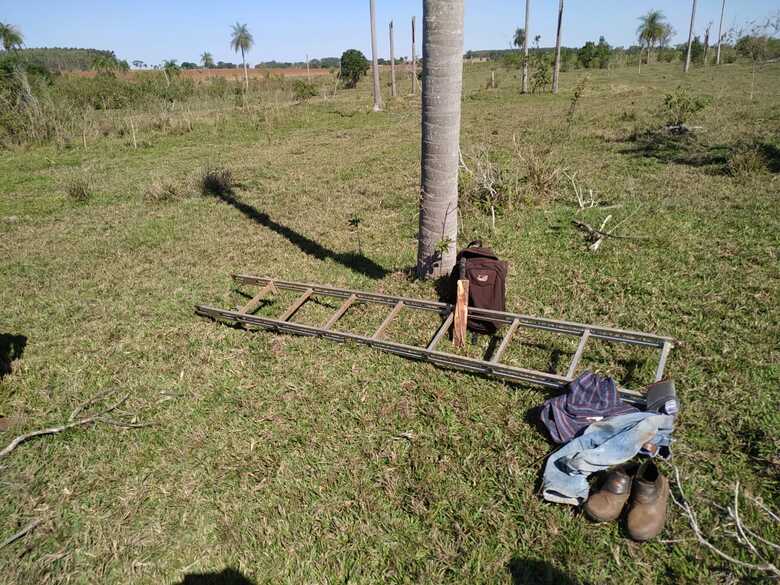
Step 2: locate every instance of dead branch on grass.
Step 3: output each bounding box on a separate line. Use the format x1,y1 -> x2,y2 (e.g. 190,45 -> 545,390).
0,518 -> 43,549
572,201 -> 652,252
670,466 -> 780,578
563,170 -> 597,211
0,392 -> 145,461
572,219 -> 650,241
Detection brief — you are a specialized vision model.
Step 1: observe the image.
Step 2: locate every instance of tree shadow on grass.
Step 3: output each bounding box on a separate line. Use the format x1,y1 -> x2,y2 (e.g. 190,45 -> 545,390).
620,129 -> 730,171
621,129 -> 780,175
174,567 -> 255,585
507,557 -> 582,585
210,189 -> 389,280
758,142 -> 780,173
0,333 -> 27,378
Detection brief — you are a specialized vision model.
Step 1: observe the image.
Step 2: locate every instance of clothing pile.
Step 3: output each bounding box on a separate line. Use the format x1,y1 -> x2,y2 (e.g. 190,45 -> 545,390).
539,371 -> 679,541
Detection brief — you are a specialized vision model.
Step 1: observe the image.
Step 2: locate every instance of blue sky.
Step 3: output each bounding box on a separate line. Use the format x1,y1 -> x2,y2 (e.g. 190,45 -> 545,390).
3,1 -> 777,66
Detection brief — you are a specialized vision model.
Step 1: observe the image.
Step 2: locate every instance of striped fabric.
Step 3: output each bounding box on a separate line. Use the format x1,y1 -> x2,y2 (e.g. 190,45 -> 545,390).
540,371 -> 639,444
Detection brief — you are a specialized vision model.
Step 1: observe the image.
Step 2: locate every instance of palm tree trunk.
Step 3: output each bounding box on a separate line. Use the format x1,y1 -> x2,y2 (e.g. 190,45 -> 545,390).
552,0 -> 564,94
417,0 -> 464,279
684,0 -> 697,73
369,0 -> 382,111
241,47 -> 249,92
411,16 -> 417,95
522,0 -> 530,93
389,20 -> 397,97
716,0 -> 726,65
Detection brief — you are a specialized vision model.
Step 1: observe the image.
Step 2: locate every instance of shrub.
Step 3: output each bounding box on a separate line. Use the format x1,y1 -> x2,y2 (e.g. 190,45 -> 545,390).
292,79 -> 318,102
64,174 -> 92,203
517,145 -> 562,201
339,49 -> 369,89
199,164 -> 234,196
461,143 -> 562,225
662,87 -> 710,127
567,76 -> 589,131
531,59 -> 551,93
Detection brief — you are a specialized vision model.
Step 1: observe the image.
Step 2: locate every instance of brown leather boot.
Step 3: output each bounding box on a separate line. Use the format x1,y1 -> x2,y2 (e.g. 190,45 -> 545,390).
584,467 -> 632,523
626,461 -> 669,541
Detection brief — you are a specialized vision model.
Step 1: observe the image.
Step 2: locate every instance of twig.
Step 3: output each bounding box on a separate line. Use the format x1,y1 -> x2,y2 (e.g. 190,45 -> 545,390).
731,481 -> 763,560
0,394 -> 131,461
0,518 -> 43,549
746,494 -> 780,524
588,215 -> 612,251
458,146 -> 472,175
608,203 -> 645,234
93,417 -> 153,429
69,388 -> 120,422
563,170 -> 596,211
572,219 -> 651,241
670,466 -> 780,577
729,481 -> 779,569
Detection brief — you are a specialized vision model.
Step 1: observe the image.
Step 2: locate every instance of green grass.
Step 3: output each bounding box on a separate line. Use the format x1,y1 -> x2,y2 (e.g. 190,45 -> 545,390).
1,62 -> 779,584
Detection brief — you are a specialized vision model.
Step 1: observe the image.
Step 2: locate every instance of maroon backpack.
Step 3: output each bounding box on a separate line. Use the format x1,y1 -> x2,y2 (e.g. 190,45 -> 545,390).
452,241 -> 508,335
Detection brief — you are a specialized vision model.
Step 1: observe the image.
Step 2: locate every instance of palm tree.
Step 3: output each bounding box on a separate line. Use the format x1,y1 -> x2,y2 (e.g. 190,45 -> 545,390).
161,59 -> 179,86
716,0 -> 726,65
636,10 -> 668,72
417,0 -> 464,279
230,22 -> 254,91
200,52 -> 214,69
552,0 -> 564,94
0,22 -> 24,51
369,0 -> 382,111
93,54 -> 118,76
521,0 -> 531,93
684,0 -> 698,73
513,27 -> 525,49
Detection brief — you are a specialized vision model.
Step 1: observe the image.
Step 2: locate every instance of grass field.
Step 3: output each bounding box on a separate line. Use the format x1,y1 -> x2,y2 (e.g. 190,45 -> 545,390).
1,61 -> 779,584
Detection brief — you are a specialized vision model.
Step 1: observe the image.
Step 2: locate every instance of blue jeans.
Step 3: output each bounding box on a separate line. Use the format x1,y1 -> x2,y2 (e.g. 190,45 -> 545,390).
542,412 -> 675,506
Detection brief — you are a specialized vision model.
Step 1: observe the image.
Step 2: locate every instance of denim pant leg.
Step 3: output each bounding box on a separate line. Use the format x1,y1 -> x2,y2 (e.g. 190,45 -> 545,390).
542,413 -> 675,505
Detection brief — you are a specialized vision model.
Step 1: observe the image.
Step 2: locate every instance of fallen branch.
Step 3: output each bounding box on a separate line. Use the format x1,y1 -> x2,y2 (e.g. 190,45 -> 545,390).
588,215 -> 612,252
0,393 -> 132,461
670,466 -> 780,578
0,518 -> 43,549
563,170 -> 597,211
572,219 -> 651,241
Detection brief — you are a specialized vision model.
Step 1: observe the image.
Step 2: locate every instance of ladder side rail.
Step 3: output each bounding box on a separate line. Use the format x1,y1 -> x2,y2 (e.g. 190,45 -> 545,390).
233,275 -> 674,347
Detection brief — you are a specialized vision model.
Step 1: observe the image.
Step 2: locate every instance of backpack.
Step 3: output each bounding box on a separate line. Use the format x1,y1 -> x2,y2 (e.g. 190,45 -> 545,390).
452,241 -> 508,335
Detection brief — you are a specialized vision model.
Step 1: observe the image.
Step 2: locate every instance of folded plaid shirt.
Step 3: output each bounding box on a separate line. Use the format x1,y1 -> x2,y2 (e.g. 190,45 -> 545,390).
540,371 -> 639,444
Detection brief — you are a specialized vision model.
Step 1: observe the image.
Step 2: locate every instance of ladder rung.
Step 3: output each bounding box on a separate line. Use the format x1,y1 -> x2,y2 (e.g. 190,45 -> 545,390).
323,294 -> 356,330
654,341 -> 672,381
372,301 -> 404,340
279,289 -> 313,322
490,318 -> 521,364
566,329 -> 591,379
239,281 -> 276,314
427,311 -> 454,351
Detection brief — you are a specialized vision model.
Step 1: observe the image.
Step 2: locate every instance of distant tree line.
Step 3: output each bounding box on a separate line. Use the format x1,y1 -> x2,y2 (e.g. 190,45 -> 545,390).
253,57 -> 340,69
464,33 -> 779,71
6,47 -> 120,71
